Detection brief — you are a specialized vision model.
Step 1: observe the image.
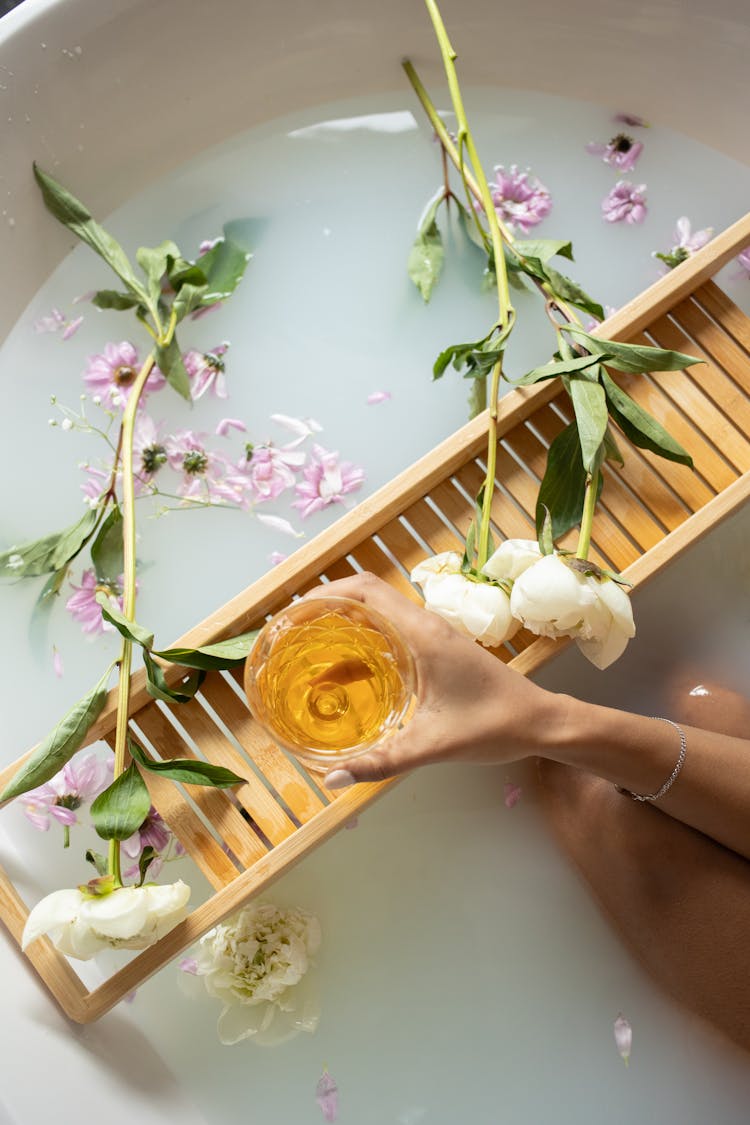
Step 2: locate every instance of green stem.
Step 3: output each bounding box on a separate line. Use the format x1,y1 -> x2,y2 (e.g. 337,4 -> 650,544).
576,469 -> 599,560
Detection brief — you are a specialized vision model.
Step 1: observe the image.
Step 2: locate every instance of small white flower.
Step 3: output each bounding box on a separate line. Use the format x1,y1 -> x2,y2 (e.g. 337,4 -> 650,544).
61,418 -> 73,431
7,553 -> 24,570
189,901 -> 322,1046
481,538 -> 542,582
22,880 -> 191,960
510,553 -> 635,668
411,551 -> 518,648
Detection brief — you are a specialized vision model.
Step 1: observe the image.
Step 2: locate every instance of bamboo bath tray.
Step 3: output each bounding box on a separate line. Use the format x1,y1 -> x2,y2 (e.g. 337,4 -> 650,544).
3,212 -> 750,1023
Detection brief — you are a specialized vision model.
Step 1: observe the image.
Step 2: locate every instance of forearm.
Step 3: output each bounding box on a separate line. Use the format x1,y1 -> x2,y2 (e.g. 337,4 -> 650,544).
540,694 -> 750,860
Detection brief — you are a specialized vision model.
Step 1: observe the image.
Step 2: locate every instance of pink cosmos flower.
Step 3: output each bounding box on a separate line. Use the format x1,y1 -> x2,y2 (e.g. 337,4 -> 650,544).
732,247 -> 750,280
601,181 -> 648,225
121,806 -> 182,881
292,444 -> 365,518
585,134 -> 643,172
83,342 -> 166,410
246,444 -> 305,503
166,429 -> 251,507
486,164 -> 552,234
66,569 -> 125,635
653,217 -> 714,272
132,414 -> 169,495
184,342 -> 229,400
21,751 -> 113,833
80,463 -> 111,507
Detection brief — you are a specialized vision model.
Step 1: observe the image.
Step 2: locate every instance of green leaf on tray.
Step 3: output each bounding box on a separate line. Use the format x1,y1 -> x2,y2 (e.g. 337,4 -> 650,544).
153,630 -> 260,670
96,594 -> 155,650
562,326 -> 702,374
143,651 -> 206,704
601,368 -> 693,466
535,421 -> 603,541
128,738 -> 244,788
514,352 -> 607,386
90,761 -> 152,842
567,367 -> 609,472
0,665 -> 113,803
0,508 -> 98,579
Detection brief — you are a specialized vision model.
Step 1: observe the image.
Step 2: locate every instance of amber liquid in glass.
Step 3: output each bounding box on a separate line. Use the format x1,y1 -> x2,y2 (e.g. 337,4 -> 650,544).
254,610 -> 407,755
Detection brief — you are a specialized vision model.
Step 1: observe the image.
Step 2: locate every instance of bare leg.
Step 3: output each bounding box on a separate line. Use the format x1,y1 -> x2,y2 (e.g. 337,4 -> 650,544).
537,675 -> 750,1052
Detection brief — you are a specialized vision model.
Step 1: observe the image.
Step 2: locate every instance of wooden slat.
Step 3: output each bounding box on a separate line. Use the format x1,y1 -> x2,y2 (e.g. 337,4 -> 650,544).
454,459 -> 537,540
134,705 -> 265,873
401,495 -> 465,556
694,281 -> 750,358
174,697 -> 298,848
203,674 -> 327,822
376,516 -> 435,582
347,537 -> 416,598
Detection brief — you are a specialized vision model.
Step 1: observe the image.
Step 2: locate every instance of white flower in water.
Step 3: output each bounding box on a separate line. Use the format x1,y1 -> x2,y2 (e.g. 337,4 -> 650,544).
410,551 -> 518,648
509,553 -> 635,669
190,901 -> 322,1046
22,880 -> 191,960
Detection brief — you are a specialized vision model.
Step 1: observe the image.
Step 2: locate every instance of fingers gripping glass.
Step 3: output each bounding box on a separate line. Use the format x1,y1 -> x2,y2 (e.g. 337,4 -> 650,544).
244,596 -> 416,771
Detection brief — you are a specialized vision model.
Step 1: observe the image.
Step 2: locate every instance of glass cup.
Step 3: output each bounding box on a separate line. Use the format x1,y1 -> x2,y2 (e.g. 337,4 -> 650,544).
244,595 -> 416,772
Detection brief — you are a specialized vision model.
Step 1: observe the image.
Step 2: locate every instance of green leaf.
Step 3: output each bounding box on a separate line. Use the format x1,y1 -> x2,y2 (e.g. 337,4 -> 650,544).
85,848 -> 109,877
514,352 -> 607,387
543,266 -> 605,321
0,666 -> 112,802
600,368 -> 693,466
0,508 -> 98,579
143,651 -> 206,703
155,334 -> 192,400
91,289 -> 143,311
90,762 -> 151,842
535,422 -> 603,541
567,368 -> 609,472
136,240 -> 181,305
602,424 -> 625,467
196,223 -> 253,304
454,198 -> 489,251
137,846 -> 159,886
167,257 -> 208,290
129,738 -> 244,788
172,281 -> 209,324
562,327 -> 702,374
33,164 -> 148,305
538,506 -> 554,556
90,507 -> 123,584
433,319 -> 513,383
96,594 -> 154,650
467,375 -> 487,419
37,564 -> 71,605
152,630 -> 260,670
513,238 -> 574,264
407,193 -> 445,302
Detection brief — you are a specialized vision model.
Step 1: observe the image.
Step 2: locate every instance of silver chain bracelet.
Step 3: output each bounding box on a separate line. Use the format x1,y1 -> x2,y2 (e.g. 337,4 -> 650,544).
615,717 -> 687,803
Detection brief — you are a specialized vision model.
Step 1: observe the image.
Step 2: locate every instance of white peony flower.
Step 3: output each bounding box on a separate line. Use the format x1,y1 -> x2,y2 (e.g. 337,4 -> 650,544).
22,880 -> 191,961
509,553 -> 635,668
481,537 -> 542,582
410,551 -> 518,648
190,901 -> 322,1046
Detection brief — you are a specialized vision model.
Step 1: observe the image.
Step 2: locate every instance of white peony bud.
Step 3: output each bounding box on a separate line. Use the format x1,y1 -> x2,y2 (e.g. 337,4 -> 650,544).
481,538 -> 542,582
411,552 -> 518,648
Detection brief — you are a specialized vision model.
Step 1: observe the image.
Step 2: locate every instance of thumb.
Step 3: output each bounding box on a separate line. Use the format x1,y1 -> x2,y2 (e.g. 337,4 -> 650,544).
322,715 -> 439,788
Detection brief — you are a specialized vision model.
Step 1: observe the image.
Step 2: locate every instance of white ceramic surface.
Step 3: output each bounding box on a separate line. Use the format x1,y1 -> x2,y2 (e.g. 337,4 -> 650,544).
1,2 -> 750,1123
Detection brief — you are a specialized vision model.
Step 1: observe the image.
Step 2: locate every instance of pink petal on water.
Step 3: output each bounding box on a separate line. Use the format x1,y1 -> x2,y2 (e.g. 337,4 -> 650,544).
614,1012 -> 632,1066
344,817 -> 359,830
367,390 -> 392,405
256,512 -> 304,538
52,646 -> 64,678
179,958 -> 199,975
316,1070 -> 339,1122
215,417 -> 247,437
504,782 -> 522,809
269,551 -> 288,566
62,315 -> 84,340
613,112 -> 649,128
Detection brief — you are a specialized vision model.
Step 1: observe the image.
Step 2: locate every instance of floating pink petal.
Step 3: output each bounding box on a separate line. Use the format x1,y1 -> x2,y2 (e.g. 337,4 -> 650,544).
367,391 -> 392,405
61,315 -> 84,340
52,646 -> 64,679
613,112 -> 649,128
246,445 -> 304,503
34,308 -> 66,334
216,417 -> 247,437
292,444 -> 365,519
256,512 -> 304,538
179,957 -> 199,975
270,413 -> 323,449
732,247 -> 750,280
485,164 -> 552,234
614,1013 -> 632,1066
601,181 -> 648,225
269,551 -> 288,566
504,782 -> 522,809
199,236 -> 222,255
316,1071 -> 339,1122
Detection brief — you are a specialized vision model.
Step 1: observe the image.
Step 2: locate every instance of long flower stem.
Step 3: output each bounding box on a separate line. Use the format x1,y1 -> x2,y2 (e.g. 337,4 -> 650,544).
107,352 -> 157,885
576,469 -> 599,560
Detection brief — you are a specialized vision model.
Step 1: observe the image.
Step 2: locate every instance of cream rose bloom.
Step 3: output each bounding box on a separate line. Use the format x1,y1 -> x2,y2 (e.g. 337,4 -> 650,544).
22,880 -> 191,960
410,551 -> 518,648
509,553 -> 635,668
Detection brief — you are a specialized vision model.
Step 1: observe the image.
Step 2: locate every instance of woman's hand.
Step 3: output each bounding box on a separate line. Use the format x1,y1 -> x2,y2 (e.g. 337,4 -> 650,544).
301,573 -> 564,786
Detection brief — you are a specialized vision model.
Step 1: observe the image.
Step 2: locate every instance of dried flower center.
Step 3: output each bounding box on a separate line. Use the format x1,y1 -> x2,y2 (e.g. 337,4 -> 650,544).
183,449 -> 208,475
204,352 -> 226,372
142,444 -> 167,474
611,133 -> 634,153
113,364 -> 137,387
56,794 -> 82,812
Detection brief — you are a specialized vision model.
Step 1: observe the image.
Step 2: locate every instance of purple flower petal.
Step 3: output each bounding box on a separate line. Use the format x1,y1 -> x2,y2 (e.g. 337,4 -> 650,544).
256,512 -> 304,538
215,417 -> 247,437
601,181 -> 648,225
61,315 -> 84,340
269,551 -> 288,566
614,1013 -> 632,1066
316,1071 -> 339,1122
504,782 -> 522,809
179,957 -> 199,975
613,112 -> 649,128
52,646 -> 64,679
367,391 -> 392,405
